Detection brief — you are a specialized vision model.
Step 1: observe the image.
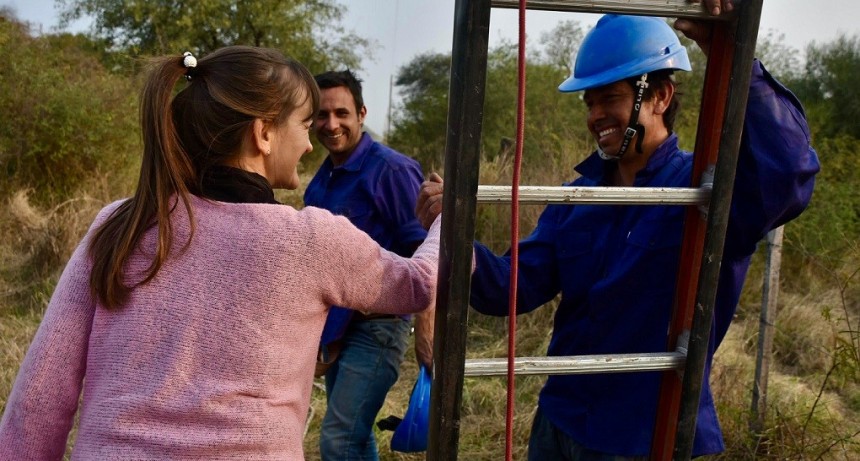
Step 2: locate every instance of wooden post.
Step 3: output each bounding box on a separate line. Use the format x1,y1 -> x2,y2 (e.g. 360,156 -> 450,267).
750,226 -> 784,434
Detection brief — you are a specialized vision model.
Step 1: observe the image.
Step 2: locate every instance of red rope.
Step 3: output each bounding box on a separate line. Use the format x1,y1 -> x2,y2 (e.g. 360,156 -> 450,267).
505,1 -> 527,459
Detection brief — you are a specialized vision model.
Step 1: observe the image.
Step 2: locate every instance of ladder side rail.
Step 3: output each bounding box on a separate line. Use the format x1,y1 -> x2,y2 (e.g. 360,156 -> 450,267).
490,0 -> 733,19
427,0 -> 492,460
650,19 -> 737,460
674,1 -> 765,458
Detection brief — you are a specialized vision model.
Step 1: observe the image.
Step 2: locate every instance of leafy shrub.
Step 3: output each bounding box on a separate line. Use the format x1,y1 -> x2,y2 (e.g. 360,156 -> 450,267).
0,16 -> 139,205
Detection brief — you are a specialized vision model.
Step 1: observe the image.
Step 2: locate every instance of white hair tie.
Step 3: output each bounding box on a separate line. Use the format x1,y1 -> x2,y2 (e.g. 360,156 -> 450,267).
182,51 -> 197,80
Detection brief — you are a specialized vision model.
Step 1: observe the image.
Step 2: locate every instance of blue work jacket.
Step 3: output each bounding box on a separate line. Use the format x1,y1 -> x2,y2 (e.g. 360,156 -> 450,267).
304,133 -> 427,345
469,61 -> 820,456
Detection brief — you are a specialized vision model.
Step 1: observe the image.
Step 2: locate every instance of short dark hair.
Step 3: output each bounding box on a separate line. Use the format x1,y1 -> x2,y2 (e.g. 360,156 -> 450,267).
315,69 -> 364,112
625,69 -> 681,133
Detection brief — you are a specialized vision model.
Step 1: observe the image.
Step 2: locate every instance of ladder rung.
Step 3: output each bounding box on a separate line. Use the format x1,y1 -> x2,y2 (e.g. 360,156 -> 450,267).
477,185 -> 710,205
490,0 -> 732,20
464,352 -> 686,377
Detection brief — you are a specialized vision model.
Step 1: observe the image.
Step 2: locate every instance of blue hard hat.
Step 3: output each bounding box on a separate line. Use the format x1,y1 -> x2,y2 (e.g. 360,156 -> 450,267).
391,364 -> 431,453
558,14 -> 692,93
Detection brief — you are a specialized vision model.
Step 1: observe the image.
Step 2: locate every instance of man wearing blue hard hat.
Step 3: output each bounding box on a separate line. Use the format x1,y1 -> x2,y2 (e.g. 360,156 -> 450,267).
417,0 -> 820,459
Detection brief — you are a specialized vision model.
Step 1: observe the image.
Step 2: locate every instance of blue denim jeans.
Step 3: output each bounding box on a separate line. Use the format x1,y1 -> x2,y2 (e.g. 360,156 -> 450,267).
320,317 -> 410,461
528,407 -> 649,461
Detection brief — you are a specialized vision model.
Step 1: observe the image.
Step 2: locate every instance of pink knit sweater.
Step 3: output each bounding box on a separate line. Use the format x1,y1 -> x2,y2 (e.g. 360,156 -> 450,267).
0,196 -> 440,460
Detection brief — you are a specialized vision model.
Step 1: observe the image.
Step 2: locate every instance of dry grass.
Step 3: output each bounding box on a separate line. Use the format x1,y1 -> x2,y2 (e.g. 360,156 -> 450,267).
1,169 -> 858,459
1,189 -> 105,314
708,291 -> 860,460
0,307 -> 41,409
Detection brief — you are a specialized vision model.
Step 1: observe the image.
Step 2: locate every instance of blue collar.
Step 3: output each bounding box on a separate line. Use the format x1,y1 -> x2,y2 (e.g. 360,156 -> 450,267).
574,133 -> 681,185
326,132 -> 373,173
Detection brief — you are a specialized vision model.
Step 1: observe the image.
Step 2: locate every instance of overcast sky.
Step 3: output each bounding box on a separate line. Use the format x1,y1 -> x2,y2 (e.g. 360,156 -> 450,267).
3,0 -> 859,135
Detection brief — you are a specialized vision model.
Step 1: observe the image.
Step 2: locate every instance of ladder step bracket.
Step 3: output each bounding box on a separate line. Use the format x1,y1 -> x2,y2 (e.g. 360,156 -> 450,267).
464,352 -> 686,377
490,0 -> 733,19
477,185 -> 711,205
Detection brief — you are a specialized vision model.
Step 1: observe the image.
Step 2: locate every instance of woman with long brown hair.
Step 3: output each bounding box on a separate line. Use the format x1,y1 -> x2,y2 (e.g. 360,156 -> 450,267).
0,46 -> 440,460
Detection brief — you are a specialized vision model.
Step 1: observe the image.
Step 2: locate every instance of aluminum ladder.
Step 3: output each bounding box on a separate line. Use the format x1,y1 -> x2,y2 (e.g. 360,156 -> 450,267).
428,1 -> 766,460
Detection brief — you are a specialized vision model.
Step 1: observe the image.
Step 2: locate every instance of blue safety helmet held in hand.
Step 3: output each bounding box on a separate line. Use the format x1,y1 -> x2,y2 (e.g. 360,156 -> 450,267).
558,14 -> 692,93
391,364 -> 431,453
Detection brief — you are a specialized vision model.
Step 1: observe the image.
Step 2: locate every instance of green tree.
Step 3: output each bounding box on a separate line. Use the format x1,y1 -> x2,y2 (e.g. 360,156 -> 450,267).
792,33 -> 860,139
387,52 -> 451,169
57,0 -> 371,72
538,19 -> 583,75
755,28 -> 803,82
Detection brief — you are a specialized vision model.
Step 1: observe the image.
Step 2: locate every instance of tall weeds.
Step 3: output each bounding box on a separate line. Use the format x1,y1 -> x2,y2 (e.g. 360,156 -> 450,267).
0,190 -> 104,315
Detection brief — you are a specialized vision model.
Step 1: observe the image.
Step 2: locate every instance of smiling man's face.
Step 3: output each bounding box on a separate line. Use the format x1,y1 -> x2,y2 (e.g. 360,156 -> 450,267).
314,85 -> 367,166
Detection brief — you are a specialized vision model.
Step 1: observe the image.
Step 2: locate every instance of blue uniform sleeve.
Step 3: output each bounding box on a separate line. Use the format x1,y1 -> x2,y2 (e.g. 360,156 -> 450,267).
373,158 -> 428,257
725,60 -> 820,257
470,205 -> 563,316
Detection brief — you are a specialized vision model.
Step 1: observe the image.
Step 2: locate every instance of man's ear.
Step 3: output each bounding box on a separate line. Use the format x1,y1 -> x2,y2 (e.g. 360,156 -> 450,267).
252,118 -> 273,156
358,105 -> 367,126
653,82 -> 675,115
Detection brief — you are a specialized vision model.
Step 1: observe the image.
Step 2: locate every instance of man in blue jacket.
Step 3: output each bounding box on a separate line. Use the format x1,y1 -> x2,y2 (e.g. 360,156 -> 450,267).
416,7 -> 820,461
306,70 -> 434,460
